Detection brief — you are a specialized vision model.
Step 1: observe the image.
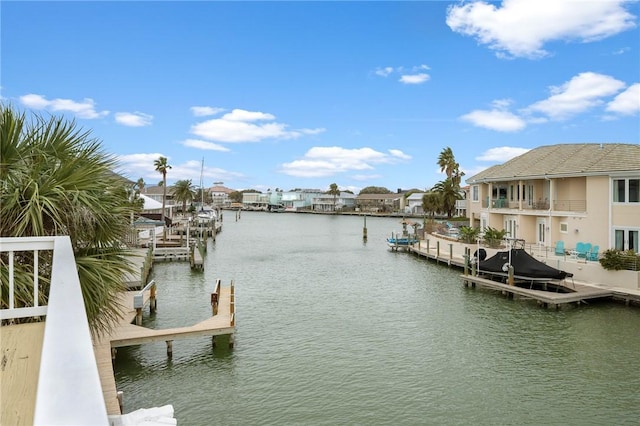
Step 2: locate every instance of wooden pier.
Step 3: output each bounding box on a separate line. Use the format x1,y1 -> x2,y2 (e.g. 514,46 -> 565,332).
93,280 -> 235,415
409,238 -> 618,308
461,274 -> 613,308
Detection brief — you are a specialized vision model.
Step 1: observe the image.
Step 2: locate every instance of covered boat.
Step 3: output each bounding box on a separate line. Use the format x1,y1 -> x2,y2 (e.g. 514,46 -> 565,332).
478,248 -> 571,281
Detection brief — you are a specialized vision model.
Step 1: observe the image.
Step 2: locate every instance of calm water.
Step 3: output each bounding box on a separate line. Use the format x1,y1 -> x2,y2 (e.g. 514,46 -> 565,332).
115,212 -> 640,425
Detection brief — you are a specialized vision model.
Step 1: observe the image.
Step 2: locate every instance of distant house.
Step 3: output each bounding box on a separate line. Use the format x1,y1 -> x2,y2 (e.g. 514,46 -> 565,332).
356,193 -> 402,213
208,184 -> 234,208
312,192 -> 356,212
404,192 -> 426,214
466,143 -> 640,253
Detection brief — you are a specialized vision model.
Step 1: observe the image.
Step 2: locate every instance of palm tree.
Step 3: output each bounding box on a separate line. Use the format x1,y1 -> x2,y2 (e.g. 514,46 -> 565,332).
134,177 -> 145,194
327,183 -> 340,212
172,179 -> 195,215
437,147 -> 456,179
153,156 -> 172,239
422,191 -> 441,219
1,104 -> 136,335
431,178 -> 462,218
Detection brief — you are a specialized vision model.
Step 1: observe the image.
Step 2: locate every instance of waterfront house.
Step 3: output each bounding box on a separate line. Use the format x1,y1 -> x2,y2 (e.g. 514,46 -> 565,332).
207,184 -> 234,208
405,192 -> 426,215
356,193 -> 403,213
312,192 -> 357,212
466,143 -> 640,255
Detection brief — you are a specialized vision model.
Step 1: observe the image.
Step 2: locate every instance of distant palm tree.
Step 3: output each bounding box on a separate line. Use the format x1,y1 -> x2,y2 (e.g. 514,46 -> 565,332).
172,179 -> 195,214
327,183 -> 340,212
134,177 -> 145,194
437,147 -> 456,179
0,105 -> 136,335
431,178 -> 462,218
154,156 -> 172,239
422,191 -> 441,218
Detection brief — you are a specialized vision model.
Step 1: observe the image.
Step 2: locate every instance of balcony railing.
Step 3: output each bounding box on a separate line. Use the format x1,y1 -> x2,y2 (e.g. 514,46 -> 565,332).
482,198 -> 586,212
1,236 -> 108,425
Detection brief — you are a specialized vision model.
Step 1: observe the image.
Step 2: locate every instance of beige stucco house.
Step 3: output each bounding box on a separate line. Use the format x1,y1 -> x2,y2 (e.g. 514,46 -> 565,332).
466,143 -> 640,254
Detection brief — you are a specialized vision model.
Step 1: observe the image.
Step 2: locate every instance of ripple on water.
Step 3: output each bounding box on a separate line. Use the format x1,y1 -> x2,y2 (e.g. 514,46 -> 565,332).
115,213 -> 640,425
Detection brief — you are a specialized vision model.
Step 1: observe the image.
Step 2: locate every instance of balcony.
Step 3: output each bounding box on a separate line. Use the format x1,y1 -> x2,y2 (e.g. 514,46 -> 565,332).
1,236 -> 108,425
482,198 -> 586,213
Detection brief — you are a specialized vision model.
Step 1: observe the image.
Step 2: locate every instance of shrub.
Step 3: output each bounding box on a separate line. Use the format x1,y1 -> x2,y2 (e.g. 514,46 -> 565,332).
599,249 -> 640,271
483,227 -> 507,248
458,226 -> 480,244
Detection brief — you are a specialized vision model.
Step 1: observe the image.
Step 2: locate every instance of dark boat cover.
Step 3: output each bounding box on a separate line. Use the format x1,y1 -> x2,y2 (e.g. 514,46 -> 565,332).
479,248 -> 570,280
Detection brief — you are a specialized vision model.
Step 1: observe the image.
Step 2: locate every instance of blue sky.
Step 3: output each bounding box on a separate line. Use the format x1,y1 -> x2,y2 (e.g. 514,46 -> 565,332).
2,1 -> 639,193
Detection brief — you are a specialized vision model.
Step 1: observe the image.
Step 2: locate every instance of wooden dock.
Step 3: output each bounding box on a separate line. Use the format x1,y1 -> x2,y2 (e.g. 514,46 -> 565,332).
93,281 -> 235,415
461,274 -> 614,308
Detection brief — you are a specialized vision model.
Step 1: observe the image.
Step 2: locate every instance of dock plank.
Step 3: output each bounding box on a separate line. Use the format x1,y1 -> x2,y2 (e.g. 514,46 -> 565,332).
0,322 -> 45,426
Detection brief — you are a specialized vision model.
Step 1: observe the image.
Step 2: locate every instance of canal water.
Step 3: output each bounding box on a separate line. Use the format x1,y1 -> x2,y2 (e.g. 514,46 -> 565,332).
115,212 -> 640,425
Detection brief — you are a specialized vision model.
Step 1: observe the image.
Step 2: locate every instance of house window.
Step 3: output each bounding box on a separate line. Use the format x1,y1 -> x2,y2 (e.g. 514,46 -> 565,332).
472,185 -> 479,202
560,222 -> 568,233
613,178 -> 640,203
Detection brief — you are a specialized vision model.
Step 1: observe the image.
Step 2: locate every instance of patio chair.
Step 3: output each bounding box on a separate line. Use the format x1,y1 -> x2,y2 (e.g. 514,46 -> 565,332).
554,241 -> 565,256
576,242 -> 591,259
587,245 -> 599,261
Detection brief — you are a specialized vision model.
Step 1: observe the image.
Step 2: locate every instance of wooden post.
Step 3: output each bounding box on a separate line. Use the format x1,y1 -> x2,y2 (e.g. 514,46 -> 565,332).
150,282 -> 157,313
436,241 -> 440,259
135,308 -> 142,326
362,215 -> 367,241
111,348 -> 117,361
117,391 -> 123,414
449,244 -> 453,263
508,265 -> 515,286
229,333 -> 235,349
166,340 -> 173,358
211,336 -> 216,348
426,239 -> 430,253
211,292 -> 218,315
463,251 -> 469,276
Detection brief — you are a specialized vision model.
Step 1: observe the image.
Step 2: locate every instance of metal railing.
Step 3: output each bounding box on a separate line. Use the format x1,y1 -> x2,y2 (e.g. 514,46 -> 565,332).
1,236 -> 108,425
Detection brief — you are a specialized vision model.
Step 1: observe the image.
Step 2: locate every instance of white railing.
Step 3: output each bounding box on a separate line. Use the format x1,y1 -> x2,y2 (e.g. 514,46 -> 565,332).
1,236 -> 109,425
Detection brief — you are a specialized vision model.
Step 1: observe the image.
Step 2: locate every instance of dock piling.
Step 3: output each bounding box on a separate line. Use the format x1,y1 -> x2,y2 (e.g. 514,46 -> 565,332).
166,340 -> 173,358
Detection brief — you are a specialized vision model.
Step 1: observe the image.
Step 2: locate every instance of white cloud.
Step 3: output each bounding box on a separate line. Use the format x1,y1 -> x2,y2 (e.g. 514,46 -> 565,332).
374,65 -> 431,84
190,106 -> 225,117
475,146 -> 531,162
375,67 -> 394,77
461,109 -> 526,132
191,108 -> 325,143
19,93 -> 108,119
117,153 -> 244,183
527,72 -> 625,119
181,138 -> 230,152
389,149 -> 412,160
114,112 -> 153,127
280,146 -> 410,178
606,83 -> 640,115
399,73 -> 430,84
446,0 -> 637,59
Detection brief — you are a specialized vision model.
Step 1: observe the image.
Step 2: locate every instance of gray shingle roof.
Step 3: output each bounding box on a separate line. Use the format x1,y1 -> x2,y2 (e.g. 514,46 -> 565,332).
466,143 -> 640,183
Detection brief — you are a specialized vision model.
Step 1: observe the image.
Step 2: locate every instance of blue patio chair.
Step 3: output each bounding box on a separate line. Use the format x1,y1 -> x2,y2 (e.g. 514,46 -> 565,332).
576,242 -> 591,259
587,245 -> 599,261
554,241 -> 565,256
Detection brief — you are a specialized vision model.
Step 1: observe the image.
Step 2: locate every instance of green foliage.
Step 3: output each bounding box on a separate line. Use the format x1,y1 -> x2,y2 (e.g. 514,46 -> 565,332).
229,191 -> 243,203
483,227 -> 507,248
1,104 -> 135,334
422,192 -> 441,218
458,226 -> 480,244
359,186 -> 391,194
599,250 -> 640,271
172,179 -> 195,213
